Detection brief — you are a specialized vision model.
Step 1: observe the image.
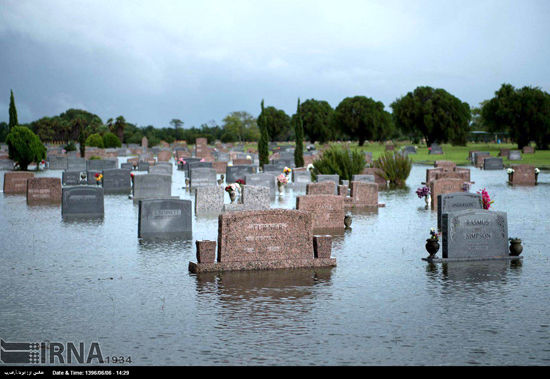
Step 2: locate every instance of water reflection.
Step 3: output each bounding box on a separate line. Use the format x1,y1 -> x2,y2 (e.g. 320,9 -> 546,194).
193,268 -> 334,300
425,260 -> 522,284
61,215 -> 105,225
137,237 -> 194,253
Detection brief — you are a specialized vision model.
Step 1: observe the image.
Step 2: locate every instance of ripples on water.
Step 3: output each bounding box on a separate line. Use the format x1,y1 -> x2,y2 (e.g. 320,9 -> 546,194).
1,163 -> 549,365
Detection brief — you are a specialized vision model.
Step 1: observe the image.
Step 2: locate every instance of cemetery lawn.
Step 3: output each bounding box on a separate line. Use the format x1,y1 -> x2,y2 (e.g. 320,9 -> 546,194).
335,142 -> 550,169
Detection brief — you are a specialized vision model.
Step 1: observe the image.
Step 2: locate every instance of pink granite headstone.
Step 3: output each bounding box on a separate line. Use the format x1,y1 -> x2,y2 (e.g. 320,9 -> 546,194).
510,165 -> 536,185
429,178 -> 465,210
26,177 -> 62,205
349,181 -> 379,207
188,209 -> 336,273
306,181 -> 336,195
3,172 -> 34,194
296,194 -> 345,232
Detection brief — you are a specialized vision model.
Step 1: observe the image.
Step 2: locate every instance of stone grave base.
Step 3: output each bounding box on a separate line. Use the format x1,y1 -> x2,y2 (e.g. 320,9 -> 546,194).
189,258 -> 336,273
422,256 -> 523,263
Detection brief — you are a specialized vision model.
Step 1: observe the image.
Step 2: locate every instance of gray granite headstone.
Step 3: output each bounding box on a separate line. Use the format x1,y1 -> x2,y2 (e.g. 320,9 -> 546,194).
187,161 -> 212,177
471,151 -> 490,164
138,199 -> 192,239
245,173 -> 277,196
67,157 -> 86,171
195,185 -> 224,216
437,192 -> 483,230
148,164 -> 173,176
102,169 -> 132,194
62,186 -> 104,217
441,209 -> 508,260
351,174 -> 375,183
86,159 -> 117,171
133,174 -> 172,200
48,156 -> 68,170
137,161 -> 150,171
429,143 -> 443,155
190,167 -> 217,188
292,170 -> 312,184
120,162 -> 134,170
226,165 -> 256,183
62,171 -> 86,186
0,159 -> 14,170
403,146 -> 417,154
508,150 -> 522,161
317,174 -> 340,184
483,157 -> 504,170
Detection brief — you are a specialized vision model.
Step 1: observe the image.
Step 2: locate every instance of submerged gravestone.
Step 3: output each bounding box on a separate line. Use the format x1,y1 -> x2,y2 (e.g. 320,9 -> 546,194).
48,156 -> 68,170
132,174 -> 172,201
62,171 -> 86,186
86,159 -> 117,171
226,165 -> 256,184
441,209 -> 514,261
138,199 -> 192,239
195,185 -> 224,216
188,209 -> 336,273
102,169 -> 132,194
437,192 -> 483,230
351,174 -> 375,183
67,157 -> 86,171
483,157 -> 504,170
62,186 -> 104,217
148,164 -> 172,176
245,173 -> 277,196
190,167 -> 217,188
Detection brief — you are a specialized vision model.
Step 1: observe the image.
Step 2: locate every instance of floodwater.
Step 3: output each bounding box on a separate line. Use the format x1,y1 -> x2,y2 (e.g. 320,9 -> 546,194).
1,162 -> 549,366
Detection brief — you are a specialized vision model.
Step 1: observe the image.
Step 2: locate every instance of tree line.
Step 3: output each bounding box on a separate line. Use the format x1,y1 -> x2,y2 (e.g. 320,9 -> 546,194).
3,83 -> 550,152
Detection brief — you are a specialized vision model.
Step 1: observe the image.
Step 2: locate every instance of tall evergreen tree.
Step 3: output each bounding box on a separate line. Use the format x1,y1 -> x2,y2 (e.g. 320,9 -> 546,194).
9,90 -> 18,130
294,98 -> 305,168
258,99 -> 270,169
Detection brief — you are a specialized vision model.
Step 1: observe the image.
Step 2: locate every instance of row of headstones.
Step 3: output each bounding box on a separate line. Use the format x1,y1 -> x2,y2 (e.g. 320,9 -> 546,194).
3,172 -> 104,216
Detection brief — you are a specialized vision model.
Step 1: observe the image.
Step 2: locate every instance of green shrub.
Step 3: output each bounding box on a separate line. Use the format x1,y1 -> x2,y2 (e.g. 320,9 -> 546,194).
374,151 -> 412,187
311,144 -> 366,183
89,156 -> 102,160
6,126 -> 46,171
64,140 -> 77,152
103,132 -> 121,148
85,133 -> 104,148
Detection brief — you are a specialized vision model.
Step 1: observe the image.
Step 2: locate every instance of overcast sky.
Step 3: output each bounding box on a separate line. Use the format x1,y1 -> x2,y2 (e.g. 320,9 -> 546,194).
1,0 -> 549,128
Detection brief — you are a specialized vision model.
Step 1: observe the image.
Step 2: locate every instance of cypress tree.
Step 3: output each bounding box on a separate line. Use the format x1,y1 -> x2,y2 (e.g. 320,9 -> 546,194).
258,99 -> 270,169
294,98 -> 305,167
8,90 -> 18,130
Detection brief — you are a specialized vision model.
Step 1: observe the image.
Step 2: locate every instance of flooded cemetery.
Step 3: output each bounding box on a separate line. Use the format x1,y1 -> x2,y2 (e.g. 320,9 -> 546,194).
1,142 -> 550,366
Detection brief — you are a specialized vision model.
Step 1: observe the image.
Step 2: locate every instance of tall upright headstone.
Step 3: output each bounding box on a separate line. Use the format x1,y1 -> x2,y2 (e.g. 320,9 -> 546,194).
138,199 -> 192,239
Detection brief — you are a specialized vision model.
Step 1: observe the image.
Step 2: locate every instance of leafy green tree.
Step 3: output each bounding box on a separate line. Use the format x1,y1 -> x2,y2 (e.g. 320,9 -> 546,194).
9,90 -> 18,131
482,84 -> 550,149
6,126 -> 46,171
391,86 -> 471,147
103,132 -> 122,148
299,99 -> 334,143
170,119 -> 184,129
262,105 -> 291,141
0,121 -> 10,142
293,98 -> 305,167
257,100 -> 270,168
85,133 -> 104,148
333,96 -> 392,146
222,111 -> 259,142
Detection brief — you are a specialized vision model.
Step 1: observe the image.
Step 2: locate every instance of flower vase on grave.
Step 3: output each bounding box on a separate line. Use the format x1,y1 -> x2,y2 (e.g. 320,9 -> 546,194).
424,195 -> 430,208
229,190 -> 237,203
509,238 -> 523,256
425,239 -> 440,260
